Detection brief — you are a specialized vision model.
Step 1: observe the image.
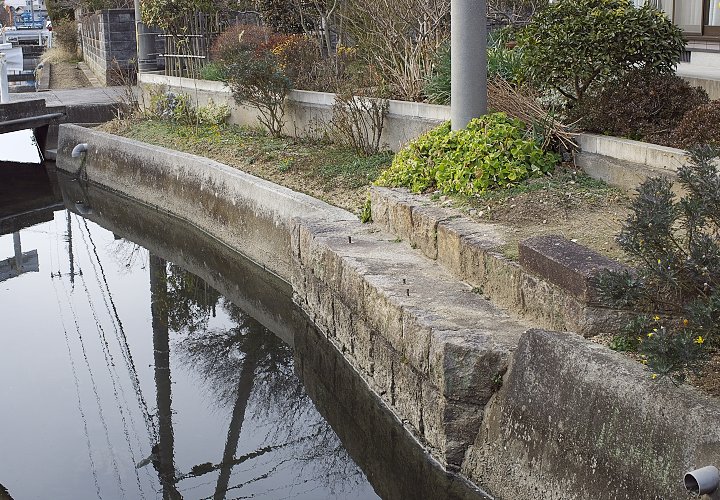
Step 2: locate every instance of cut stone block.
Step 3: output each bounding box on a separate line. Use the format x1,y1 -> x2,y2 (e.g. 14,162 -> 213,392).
519,235 -> 630,304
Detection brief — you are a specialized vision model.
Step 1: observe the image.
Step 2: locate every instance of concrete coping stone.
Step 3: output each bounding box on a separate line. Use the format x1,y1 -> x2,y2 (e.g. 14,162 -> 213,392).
578,133 -> 687,171
518,234 -> 631,304
370,186 -> 634,335
138,74 -> 452,122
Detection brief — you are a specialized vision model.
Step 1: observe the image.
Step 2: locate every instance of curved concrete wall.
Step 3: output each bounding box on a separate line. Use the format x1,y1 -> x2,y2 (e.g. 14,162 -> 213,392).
55,124 -> 720,500
56,124 -> 355,281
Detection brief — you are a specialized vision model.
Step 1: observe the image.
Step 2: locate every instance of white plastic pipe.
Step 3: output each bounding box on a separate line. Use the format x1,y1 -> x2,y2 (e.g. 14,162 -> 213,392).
0,53 -> 9,104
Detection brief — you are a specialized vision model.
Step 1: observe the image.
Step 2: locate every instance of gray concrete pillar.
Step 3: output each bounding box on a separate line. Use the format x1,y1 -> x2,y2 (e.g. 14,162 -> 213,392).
134,0 -> 156,72
451,0 -> 487,130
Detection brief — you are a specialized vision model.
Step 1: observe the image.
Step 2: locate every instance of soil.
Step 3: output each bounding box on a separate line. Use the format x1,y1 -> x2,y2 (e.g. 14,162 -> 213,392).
49,62 -> 90,89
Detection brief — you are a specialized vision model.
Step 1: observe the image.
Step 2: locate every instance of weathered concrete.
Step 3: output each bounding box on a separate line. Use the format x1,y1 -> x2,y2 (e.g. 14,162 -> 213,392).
519,235 -> 630,305
291,217 -> 525,466
575,134 -> 688,195
54,126 -> 720,499
9,88 -> 124,154
57,172 -> 297,346
370,186 -> 632,336
56,124 -> 355,280
55,123 -> 526,469
294,310 -> 490,500
463,329 -> 720,500
138,73 -> 449,152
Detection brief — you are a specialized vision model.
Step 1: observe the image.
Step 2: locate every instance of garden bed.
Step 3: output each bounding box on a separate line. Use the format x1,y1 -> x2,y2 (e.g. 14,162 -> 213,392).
99,118 -> 629,261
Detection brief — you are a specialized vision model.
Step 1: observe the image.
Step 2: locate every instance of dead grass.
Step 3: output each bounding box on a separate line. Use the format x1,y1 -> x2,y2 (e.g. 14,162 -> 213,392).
97,118 -> 392,216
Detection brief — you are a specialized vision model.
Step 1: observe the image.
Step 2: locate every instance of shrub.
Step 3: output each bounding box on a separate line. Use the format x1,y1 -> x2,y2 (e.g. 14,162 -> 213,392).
571,69 -> 708,144
597,146 -> 720,381
199,62 -> 226,82
519,0 -> 684,103
330,90 -> 389,156
224,51 -> 291,137
271,34 -> 322,89
211,24 -> 285,63
148,88 -> 196,125
375,113 -> 558,195
213,25 -> 292,137
197,99 -> 230,126
343,0 -> 450,101
53,18 -> 78,55
669,100 -> 720,150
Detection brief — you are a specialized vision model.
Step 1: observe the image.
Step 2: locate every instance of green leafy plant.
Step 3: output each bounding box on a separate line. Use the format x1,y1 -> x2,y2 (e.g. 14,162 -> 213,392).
597,146 -> 720,381
360,196 -> 372,223
199,62 -> 226,82
570,69 -> 708,144
519,0 -> 684,103
196,99 -> 230,126
375,113 -> 558,195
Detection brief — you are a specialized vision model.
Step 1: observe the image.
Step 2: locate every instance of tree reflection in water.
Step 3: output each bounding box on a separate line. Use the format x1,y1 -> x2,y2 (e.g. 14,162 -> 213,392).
149,259 -> 365,499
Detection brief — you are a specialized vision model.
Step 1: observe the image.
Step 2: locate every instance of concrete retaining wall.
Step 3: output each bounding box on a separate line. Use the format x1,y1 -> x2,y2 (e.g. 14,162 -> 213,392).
55,124 -> 720,499
370,186 -> 632,336
575,134 -> 688,195
56,124 -> 354,280
138,73 -> 694,195
463,329 -> 720,500
138,73 -> 449,152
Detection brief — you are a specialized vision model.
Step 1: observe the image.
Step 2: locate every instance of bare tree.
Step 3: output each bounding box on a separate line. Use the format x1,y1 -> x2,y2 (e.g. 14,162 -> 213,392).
342,0 -> 450,101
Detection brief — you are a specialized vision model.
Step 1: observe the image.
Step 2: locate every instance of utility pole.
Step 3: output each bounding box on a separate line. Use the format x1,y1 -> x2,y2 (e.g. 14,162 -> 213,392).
451,0 -> 487,130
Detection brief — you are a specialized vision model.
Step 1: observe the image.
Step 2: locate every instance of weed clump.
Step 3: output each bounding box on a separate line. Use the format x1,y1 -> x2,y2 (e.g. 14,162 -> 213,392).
375,113 -> 558,196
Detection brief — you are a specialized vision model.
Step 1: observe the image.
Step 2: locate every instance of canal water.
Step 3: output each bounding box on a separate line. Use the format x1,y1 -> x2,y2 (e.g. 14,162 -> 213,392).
0,165 -> 486,500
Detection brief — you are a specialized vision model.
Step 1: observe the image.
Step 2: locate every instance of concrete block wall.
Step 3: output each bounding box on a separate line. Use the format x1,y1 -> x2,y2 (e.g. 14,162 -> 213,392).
79,9 -> 137,86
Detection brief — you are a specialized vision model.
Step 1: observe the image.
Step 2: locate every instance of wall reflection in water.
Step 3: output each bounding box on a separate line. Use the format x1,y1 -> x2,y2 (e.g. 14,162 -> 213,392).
0,168 -> 486,500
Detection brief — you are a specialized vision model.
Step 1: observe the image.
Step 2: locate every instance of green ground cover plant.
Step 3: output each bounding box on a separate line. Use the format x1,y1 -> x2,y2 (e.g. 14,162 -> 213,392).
375,113 -> 558,195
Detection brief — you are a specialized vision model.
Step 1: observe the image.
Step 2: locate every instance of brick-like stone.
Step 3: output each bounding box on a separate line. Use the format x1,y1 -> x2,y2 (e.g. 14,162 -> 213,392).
429,330 -> 510,406
408,204 -> 447,259
519,234 -> 630,304
370,335 -> 396,403
392,357 -> 423,430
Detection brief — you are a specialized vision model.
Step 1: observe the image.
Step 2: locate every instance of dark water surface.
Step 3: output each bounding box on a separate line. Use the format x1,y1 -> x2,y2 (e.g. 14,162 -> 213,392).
0,164 -> 486,500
